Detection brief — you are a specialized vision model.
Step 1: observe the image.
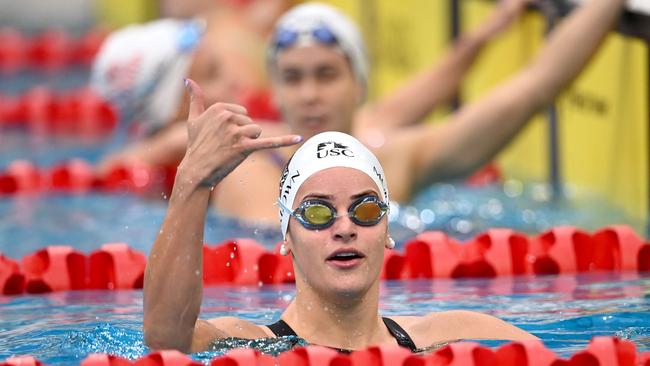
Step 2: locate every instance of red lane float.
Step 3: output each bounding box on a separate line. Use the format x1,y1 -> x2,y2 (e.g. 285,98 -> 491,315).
89,243 -> 146,290
257,243 -> 294,285
21,246 -> 87,293
380,248 -> 406,280
529,226 -> 594,274
403,229 -> 529,279
1,225 -> 648,295
48,159 -> 96,193
0,87 -> 118,134
80,354 -> 132,366
133,351 -> 201,366
0,161 -> 177,197
1,356 -> 44,366
2,337 -> 648,366
203,239 -> 269,285
0,254 -> 24,295
592,226 -> 649,272
0,28 -> 107,74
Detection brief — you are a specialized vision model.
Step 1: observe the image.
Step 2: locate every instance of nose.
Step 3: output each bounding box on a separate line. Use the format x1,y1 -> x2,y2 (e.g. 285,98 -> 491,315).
299,78 -> 320,104
332,214 -> 357,243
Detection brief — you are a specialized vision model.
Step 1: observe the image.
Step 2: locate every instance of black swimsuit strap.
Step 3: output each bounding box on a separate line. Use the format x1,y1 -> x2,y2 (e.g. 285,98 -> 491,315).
267,319 -> 298,337
381,317 -> 418,352
266,317 -> 418,353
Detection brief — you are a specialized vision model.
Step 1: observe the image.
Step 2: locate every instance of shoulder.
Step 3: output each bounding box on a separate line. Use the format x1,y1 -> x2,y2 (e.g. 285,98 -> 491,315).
388,310 -> 537,348
207,316 -> 274,339
189,316 -> 273,353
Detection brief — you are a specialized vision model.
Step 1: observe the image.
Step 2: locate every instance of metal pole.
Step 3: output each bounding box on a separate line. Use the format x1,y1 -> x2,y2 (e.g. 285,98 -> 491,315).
450,0 -> 461,110
540,2 -> 563,201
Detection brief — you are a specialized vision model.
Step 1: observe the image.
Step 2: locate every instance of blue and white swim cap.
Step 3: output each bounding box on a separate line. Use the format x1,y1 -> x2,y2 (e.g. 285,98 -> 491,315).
278,131 -> 389,239
267,2 -> 369,88
91,18 -> 204,135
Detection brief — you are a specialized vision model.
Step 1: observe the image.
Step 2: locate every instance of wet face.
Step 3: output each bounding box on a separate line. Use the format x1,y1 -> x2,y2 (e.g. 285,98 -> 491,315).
271,44 -> 362,139
285,167 -> 388,300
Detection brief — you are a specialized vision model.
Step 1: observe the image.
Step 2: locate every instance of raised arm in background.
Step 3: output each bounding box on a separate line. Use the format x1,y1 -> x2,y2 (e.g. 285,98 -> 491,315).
355,0 -> 532,132
403,0 -> 625,188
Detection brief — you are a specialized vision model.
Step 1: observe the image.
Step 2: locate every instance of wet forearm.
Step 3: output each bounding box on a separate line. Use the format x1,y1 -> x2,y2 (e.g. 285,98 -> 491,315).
528,0 -> 626,104
143,166 -> 211,351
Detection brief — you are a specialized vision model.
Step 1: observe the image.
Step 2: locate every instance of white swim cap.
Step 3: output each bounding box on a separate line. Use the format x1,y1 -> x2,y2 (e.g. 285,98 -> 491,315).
267,2 -> 368,88
278,131 -> 389,239
90,18 -> 204,135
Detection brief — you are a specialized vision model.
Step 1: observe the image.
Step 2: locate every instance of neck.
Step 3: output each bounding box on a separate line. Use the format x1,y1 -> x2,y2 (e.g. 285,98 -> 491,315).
281,277 -> 387,350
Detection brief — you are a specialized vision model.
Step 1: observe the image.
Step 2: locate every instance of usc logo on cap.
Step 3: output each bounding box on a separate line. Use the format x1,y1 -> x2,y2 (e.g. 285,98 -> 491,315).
316,141 -> 355,158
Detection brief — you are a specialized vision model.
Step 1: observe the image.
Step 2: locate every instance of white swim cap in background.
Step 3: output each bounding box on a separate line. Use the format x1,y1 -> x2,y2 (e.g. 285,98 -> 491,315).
267,2 -> 369,88
278,131 -> 389,239
90,18 -> 204,135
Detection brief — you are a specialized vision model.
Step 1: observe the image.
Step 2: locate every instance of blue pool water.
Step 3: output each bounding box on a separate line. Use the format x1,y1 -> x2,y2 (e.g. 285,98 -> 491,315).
1,274 -> 649,366
1,72 -> 649,365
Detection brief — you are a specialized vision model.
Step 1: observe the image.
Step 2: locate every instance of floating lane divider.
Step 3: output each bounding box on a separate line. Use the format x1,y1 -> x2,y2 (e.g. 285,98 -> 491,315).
0,87 -> 118,134
0,28 -> 107,73
1,225 -> 648,296
0,160 -> 177,196
0,86 -> 283,132
1,337 -> 649,366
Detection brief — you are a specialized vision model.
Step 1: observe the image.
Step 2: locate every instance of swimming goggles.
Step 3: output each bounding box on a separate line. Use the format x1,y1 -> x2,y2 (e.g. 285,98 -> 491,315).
271,24 -> 339,52
278,195 -> 389,230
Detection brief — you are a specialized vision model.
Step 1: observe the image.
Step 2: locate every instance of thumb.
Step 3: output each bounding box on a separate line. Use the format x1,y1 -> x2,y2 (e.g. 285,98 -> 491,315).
184,78 -> 205,120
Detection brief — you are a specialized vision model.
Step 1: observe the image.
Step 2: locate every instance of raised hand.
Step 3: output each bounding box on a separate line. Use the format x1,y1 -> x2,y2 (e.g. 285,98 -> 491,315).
180,78 -> 302,188
473,0 -> 533,42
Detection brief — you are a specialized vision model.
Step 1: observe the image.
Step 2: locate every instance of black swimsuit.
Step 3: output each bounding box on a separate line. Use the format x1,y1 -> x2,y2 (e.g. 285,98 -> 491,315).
267,317 -> 419,353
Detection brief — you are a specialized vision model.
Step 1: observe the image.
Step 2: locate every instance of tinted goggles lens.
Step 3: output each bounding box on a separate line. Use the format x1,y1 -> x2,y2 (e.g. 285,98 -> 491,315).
273,25 -> 338,51
292,195 -> 388,230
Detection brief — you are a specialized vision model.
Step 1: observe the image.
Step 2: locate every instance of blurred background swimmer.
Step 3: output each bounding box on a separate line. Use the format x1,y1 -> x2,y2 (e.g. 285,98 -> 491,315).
92,1 -> 284,171
207,0 -> 627,223
95,0 -> 532,172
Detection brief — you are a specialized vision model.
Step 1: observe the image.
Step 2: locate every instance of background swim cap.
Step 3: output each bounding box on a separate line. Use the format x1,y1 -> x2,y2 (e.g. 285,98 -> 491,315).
267,2 -> 368,88
278,131 -> 389,239
90,18 -> 204,135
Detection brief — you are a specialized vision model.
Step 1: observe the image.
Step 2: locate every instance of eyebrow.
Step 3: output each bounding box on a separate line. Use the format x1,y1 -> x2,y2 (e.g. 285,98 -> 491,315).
302,190 -> 379,202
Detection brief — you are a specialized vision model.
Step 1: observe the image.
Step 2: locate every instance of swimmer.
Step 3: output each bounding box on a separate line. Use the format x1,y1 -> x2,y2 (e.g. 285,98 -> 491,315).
210,0 -> 626,222
143,83 -> 538,352
97,0 -> 532,172
93,11 -> 269,172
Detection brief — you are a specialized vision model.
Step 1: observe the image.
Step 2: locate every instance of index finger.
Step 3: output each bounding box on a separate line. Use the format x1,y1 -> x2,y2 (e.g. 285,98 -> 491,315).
247,135 -> 303,151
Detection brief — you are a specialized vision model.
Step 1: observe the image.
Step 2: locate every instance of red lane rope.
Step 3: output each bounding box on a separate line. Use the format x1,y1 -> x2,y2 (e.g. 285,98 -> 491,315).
1,225 -> 648,295
0,87 -> 118,134
0,28 -> 107,73
1,337 -> 649,366
0,160 -> 177,196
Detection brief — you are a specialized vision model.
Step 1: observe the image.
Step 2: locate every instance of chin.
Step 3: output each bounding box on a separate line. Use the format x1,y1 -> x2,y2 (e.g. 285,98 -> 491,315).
325,276 -> 373,299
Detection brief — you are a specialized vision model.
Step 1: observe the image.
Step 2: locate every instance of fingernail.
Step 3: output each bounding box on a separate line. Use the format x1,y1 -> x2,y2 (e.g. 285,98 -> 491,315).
183,78 -> 193,100
292,135 -> 303,143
